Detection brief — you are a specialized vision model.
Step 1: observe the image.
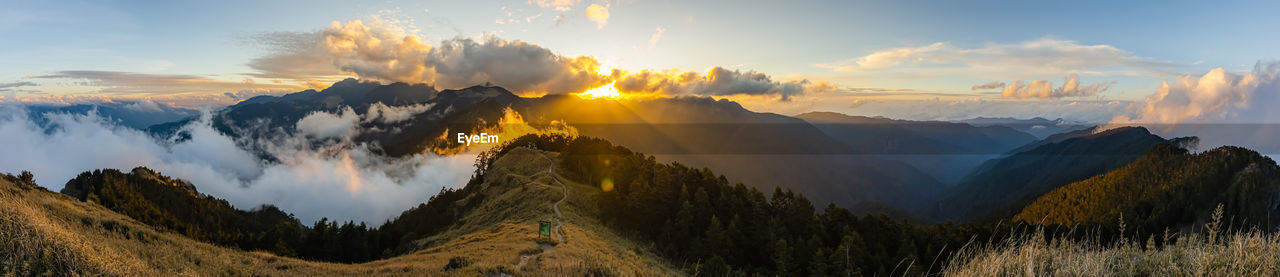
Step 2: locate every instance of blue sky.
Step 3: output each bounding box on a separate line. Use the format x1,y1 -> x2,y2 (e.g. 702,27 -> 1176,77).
2,0 -> 1278,121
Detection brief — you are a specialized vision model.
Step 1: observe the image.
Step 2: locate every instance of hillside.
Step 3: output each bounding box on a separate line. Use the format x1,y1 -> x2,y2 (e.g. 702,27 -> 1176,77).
933,126 -> 1168,222
1015,144 -> 1280,231
0,147 -> 679,276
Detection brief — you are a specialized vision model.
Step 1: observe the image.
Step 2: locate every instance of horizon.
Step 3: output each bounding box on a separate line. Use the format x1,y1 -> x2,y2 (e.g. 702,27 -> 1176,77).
2,0 -> 1278,123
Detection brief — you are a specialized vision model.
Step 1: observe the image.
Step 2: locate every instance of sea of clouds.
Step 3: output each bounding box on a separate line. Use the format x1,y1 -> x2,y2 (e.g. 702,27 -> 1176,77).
0,105 -> 475,225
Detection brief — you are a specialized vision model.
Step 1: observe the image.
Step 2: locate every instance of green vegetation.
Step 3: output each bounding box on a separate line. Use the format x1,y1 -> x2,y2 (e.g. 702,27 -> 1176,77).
1016,143 -> 1280,233
58,167 -> 480,263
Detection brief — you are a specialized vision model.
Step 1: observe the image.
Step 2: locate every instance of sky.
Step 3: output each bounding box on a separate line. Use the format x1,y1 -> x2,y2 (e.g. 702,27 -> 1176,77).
2,0 -> 1279,122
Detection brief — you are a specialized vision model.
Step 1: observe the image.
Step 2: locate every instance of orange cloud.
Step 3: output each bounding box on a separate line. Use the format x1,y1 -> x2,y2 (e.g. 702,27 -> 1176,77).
585,4 -> 610,29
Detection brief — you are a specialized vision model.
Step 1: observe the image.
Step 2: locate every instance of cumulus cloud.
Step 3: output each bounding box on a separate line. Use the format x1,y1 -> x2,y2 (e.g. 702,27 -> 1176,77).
585,4 -> 610,29
296,107 -> 361,140
247,20 -> 823,101
0,106 -> 474,224
614,67 -> 817,101
971,81 -> 1005,90
426,37 -> 608,94
1101,62 -> 1280,154
1109,62 -> 1280,125
250,21 -> 608,95
364,102 -> 432,124
817,38 -> 1182,79
1000,75 -> 1113,99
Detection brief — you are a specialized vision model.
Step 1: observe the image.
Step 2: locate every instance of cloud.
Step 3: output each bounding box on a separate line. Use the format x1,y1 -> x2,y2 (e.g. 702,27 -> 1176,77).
122,99 -> 164,113
613,67 -> 817,101
1109,62 -> 1280,125
1000,75 -> 1113,99
1102,61 -> 1280,154
251,21 -> 608,95
971,81 -> 1005,90
648,27 -> 665,49
364,102 -> 432,124
530,0 -> 580,11
816,38 -> 1182,79
247,20 -> 821,101
296,107 -> 360,140
0,106 -> 474,224
0,81 -> 36,91
585,4 -> 609,29
425,36 -> 608,94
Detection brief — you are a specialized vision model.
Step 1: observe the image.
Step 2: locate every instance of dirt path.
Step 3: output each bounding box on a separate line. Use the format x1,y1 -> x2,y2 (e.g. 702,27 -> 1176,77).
512,151 -> 569,273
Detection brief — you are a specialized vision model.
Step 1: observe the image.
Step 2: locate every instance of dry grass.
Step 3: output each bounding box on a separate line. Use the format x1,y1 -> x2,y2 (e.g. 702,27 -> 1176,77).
0,147 -> 680,276
944,209 -> 1280,276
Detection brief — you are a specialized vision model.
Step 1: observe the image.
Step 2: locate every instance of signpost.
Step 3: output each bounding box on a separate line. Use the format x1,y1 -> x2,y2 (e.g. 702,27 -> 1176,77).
538,220 -> 552,239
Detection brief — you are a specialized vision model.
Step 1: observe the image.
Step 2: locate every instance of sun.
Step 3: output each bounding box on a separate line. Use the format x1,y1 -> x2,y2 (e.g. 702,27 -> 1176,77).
577,81 -> 622,99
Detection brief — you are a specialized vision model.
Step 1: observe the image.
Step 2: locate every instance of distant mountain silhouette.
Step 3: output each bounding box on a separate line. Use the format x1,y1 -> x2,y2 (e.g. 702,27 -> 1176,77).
796,111 -> 1038,185
24,102 -> 198,130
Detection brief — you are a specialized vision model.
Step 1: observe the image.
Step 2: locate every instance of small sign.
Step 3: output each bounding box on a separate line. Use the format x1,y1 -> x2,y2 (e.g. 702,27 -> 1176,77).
538,221 -> 552,237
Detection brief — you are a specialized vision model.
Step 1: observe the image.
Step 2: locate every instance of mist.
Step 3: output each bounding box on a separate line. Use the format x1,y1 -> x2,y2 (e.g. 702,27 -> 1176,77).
0,105 -> 476,225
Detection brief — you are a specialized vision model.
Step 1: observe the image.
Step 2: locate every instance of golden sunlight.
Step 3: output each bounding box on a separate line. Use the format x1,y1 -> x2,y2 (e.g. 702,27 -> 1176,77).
577,81 -> 622,99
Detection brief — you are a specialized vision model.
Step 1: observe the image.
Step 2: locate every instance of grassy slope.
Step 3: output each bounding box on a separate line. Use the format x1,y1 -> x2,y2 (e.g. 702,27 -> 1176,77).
0,147 -> 679,276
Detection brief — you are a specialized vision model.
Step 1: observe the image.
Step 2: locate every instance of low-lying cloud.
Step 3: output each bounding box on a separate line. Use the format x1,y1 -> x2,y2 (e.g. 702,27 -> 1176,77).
0,106 -> 474,224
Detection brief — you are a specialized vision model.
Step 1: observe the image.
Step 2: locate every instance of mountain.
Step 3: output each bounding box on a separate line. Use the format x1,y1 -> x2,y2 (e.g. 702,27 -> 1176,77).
933,126 -> 1169,222
1015,143 -> 1280,232
0,147 -> 679,275
955,117 -> 1092,139
796,111 -> 1039,185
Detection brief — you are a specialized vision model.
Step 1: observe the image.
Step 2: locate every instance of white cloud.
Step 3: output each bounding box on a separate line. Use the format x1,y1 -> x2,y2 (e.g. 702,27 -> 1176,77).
296,107 -> 360,140
0,107 -> 475,224
817,38 -> 1181,79
1109,62 -> 1280,125
1103,62 -> 1280,154
585,4 -> 610,29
